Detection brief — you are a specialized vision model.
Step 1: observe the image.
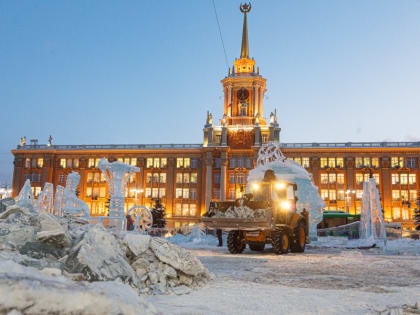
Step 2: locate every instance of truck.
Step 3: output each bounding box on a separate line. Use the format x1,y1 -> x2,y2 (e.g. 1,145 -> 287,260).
202,169 -> 309,255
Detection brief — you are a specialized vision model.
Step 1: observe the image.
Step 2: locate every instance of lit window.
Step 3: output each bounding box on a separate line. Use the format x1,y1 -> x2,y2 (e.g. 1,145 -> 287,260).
146,158 -> 153,168
182,204 -> 189,216
328,158 -> 336,168
152,188 -> 159,198
130,158 -> 137,166
190,188 -> 197,199
400,174 -> 408,185
391,174 -> 399,185
191,173 -> 197,183
175,203 -> 182,216
146,173 -> 152,184
392,207 -> 401,220
176,188 -> 183,198
237,174 -> 245,185
190,204 -> 197,216
129,174 -> 135,183
93,173 -> 99,182
92,187 -> 99,199
337,190 -> 345,201
320,174 -> 328,184
100,173 -> 105,182
161,158 -> 167,168
87,173 -> 93,183
229,189 -> 236,200
363,157 -> 370,167
262,134 -> 268,143
409,174 -> 416,185
60,158 -> 66,168
302,157 -> 310,168
321,190 -> 328,200
86,187 -> 92,198
123,158 -> 130,165
159,188 -> 166,198
373,174 -> 380,185
337,174 -> 345,184
117,158 -> 123,163
153,158 -> 160,168
409,190 -> 417,201
336,158 -> 344,168
371,158 -> 379,168
100,187 -> 106,198
401,190 -> 408,201
95,158 -> 100,168
184,158 -> 190,168
160,173 -> 167,184
329,190 -> 336,201
328,173 -> 336,184
392,190 -> 400,201
355,158 -> 363,168
37,158 -> 43,168
320,158 -> 328,168
182,188 -> 189,199
183,173 -> 190,184
145,188 -> 152,198
88,158 -> 95,168
363,174 -> 370,182
153,173 -> 159,184
355,174 -> 363,184
356,190 -> 363,200
391,157 -> 403,168
402,208 -> 410,220
74,159 -> 79,168
176,158 -> 183,168
34,186 -> 41,197
294,158 -> 302,166
25,158 -> 31,168
176,173 -> 183,184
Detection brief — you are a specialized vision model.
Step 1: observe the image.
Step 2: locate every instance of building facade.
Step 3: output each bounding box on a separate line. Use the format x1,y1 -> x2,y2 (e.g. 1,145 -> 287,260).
11,7 -> 420,229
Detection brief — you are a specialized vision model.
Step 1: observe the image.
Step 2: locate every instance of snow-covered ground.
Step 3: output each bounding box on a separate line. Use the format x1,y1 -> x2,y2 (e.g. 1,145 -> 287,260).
149,238 -> 420,314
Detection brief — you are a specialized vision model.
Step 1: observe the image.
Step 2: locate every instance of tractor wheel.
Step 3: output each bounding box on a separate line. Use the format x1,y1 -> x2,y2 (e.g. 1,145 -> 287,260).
291,221 -> 306,253
227,230 -> 245,254
248,242 -> 265,251
272,230 -> 290,255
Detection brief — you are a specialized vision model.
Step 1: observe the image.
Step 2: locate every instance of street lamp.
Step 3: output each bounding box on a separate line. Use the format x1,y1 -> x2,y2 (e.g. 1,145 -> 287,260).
345,189 -> 356,214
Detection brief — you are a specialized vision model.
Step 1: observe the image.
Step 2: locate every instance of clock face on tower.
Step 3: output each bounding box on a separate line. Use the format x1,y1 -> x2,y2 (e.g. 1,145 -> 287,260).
237,88 -> 249,101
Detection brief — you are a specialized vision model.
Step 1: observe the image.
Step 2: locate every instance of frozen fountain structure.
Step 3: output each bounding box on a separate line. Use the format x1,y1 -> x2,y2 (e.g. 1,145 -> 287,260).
359,177 -> 387,245
98,158 -> 140,231
37,182 -> 54,214
247,142 -> 326,240
63,172 -> 90,217
54,185 -> 65,216
15,179 -> 36,212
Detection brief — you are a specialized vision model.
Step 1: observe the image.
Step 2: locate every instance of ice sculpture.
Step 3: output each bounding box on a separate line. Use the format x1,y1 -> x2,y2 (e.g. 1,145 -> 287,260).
37,182 -> 54,214
359,178 -> 386,245
126,205 -> 153,232
54,185 -> 65,216
248,142 -> 325,240
99,158 -> 140,231
63,172 -> 90,217
15,179 -> 36,212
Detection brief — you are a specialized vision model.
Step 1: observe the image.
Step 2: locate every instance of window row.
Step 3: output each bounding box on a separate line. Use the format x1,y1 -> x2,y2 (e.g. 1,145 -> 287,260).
320,173 -> 345,184
176,158 -> 198,169
320,157 -> 344,168
146,173 -> 167,184
174,203 -> 197,217
176,173 -> 198,184
31,186 -> 42,197
24,173 -> 42,182
392,207 -> 412,220
87,172 -> 106,183
229,173 -> 246,185
86,187 -> 107,198
321,189 -> 363,201
146,158 -> 168,168
355,173 -> 380,185
291,157 -> 310,168
391,157 -> 417,168
229,157 -> 253,169
88,158 -> 102,168
391,190 -> 417,202
25,158 -> 44,168
145,188 -> 166,198
175,188 -> 197,199
355,157 -> 379,168
391,173 -> 416,185
117,157 -> 137,166
59,158 -> 80,169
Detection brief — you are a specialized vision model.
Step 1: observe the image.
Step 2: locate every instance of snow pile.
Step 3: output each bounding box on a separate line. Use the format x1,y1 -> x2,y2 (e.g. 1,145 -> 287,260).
212,205 -> 268,219
169,227 -> 223,248
247,142 -> 326,239
0,205 -> 213,307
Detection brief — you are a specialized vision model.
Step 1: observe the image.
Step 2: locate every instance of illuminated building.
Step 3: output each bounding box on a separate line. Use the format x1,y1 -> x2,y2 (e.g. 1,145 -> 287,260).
11,5 -> 420,229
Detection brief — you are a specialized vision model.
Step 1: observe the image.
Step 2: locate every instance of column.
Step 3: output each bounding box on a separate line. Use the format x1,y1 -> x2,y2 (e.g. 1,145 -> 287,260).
220,152 -> 227,201
255,86 -> 259,117
205,152 -> 212,211
259,87 -> 263,117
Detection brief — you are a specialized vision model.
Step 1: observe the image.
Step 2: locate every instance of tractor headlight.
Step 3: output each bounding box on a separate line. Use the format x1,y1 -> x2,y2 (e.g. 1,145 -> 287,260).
275,182 -> 286,190
251,183 -> 260,191
280,200 -> 292,211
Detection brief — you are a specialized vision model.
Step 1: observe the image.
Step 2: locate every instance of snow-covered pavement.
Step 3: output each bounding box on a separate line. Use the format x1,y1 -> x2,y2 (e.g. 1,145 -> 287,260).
149,245 -> 420,314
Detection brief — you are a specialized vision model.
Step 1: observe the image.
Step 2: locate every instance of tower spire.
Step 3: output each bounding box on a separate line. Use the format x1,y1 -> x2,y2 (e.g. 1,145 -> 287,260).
240,3 -> 251,59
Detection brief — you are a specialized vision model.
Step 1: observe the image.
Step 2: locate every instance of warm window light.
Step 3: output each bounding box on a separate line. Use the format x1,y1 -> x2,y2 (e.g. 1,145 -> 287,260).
275,182 -> 286,190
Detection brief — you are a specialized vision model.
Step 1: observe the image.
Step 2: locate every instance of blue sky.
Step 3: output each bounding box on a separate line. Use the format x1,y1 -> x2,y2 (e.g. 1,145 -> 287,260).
1,0 -> 420,184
